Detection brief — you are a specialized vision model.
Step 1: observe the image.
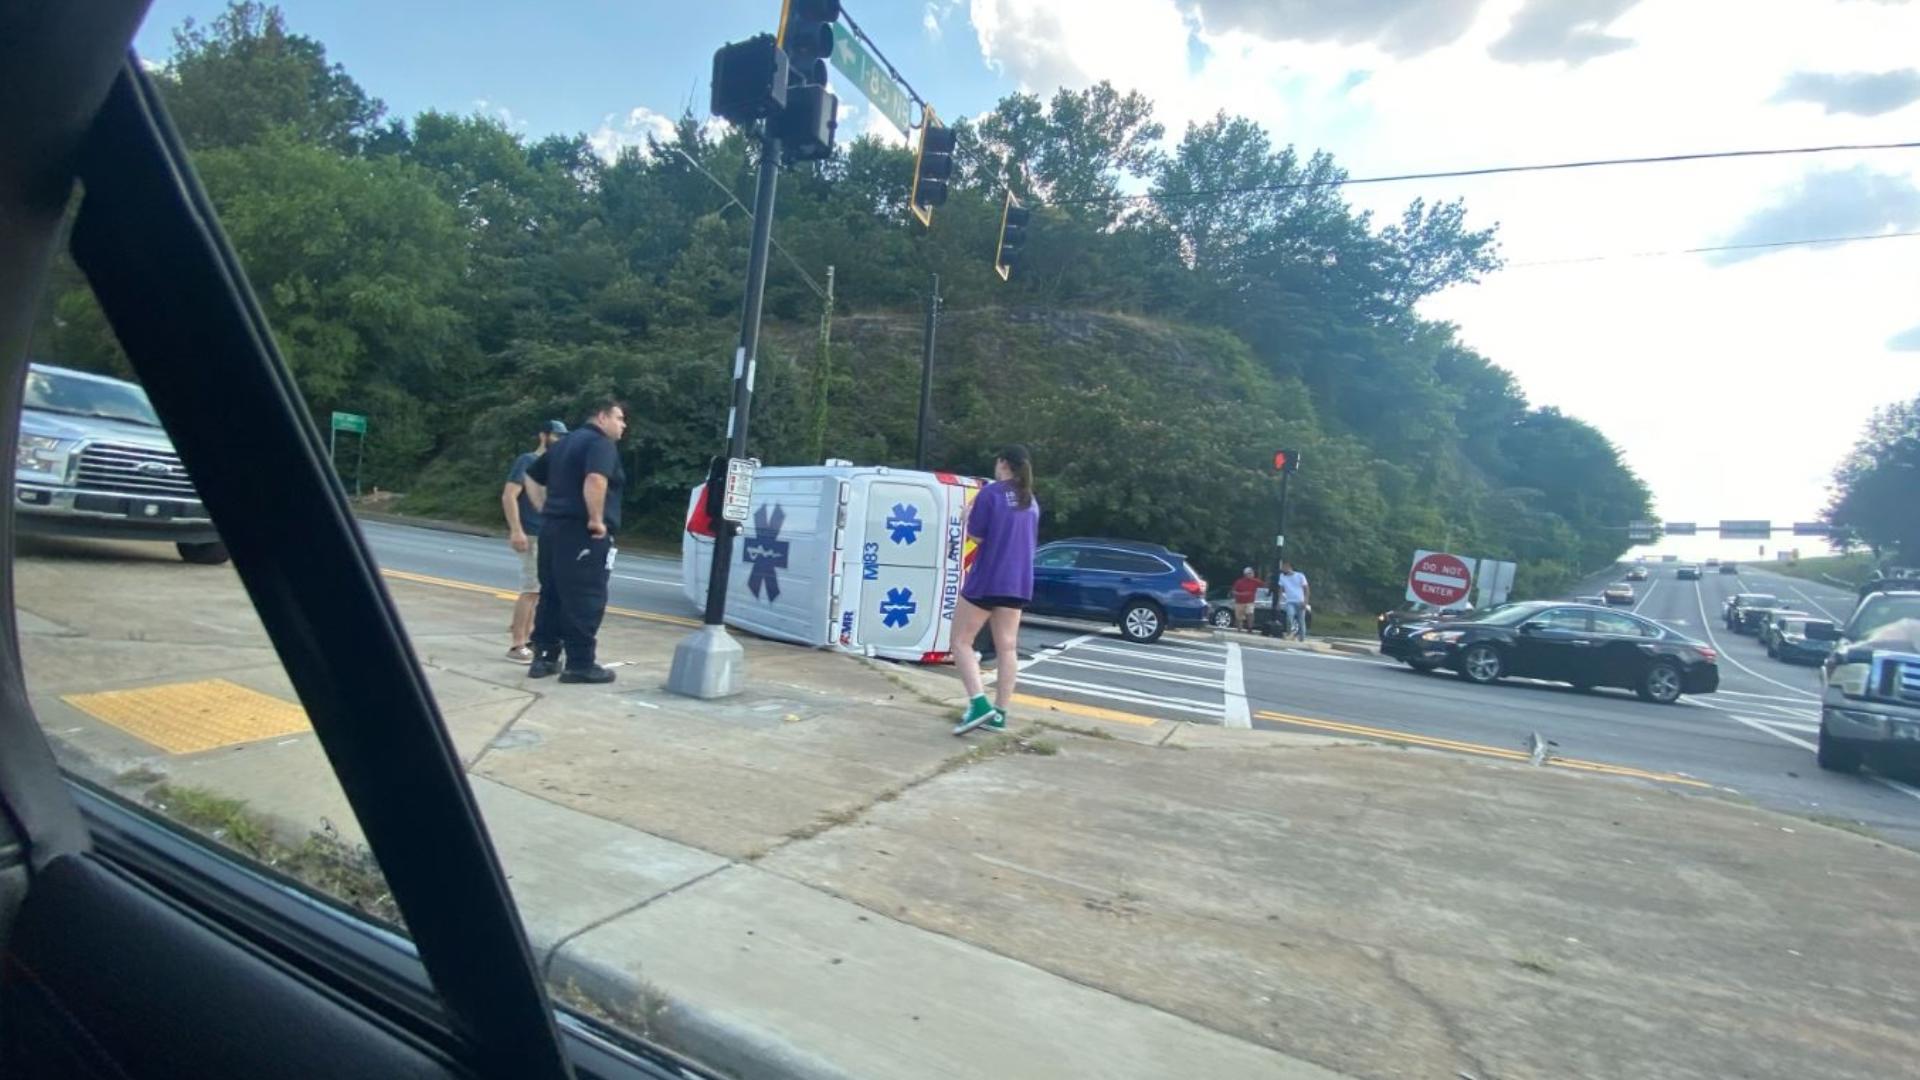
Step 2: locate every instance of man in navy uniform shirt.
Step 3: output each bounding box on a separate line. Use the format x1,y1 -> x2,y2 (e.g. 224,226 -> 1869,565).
526,400 -> 628,682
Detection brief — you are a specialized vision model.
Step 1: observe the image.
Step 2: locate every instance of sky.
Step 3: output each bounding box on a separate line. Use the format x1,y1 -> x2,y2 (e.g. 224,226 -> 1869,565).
133,0 -> 1920,561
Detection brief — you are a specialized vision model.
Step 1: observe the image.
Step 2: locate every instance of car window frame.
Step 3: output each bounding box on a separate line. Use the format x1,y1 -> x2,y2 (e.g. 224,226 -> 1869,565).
20,57 -> 685,1079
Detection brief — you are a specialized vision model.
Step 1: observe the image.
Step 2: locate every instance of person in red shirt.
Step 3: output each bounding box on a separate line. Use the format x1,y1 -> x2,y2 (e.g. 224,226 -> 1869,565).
1231,566 -> 1265,631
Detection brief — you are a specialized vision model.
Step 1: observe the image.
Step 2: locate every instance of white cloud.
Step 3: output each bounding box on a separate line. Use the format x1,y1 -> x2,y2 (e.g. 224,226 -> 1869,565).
588,105 -> 679,162
925,1 -> 962,38
472,97 -> 530,131
951,0 -> 1920,526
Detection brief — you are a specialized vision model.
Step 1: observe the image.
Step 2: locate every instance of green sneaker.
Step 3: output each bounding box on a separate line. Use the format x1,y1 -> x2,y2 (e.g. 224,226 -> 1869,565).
981,710 -> 1007,732
953,696 -> 997,735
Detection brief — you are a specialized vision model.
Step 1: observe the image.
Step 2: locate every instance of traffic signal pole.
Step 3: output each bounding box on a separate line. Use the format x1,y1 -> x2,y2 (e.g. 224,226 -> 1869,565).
914,272 -> 939,469
669,126 -> 782,698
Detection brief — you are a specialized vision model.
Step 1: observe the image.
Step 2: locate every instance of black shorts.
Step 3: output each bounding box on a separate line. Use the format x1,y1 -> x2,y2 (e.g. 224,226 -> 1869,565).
967,595 -> 1028,611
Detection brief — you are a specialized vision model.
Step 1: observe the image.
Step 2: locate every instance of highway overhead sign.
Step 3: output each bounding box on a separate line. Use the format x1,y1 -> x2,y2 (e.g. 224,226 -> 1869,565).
1406,550 -> 1474,609
1719,519 -> 1771,539
1664,522 -> 1696,536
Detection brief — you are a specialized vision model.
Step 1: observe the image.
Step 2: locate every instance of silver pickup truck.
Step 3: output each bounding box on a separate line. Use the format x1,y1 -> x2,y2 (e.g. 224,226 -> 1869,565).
1817,581 -> 1920,774
14,363 -> 227,564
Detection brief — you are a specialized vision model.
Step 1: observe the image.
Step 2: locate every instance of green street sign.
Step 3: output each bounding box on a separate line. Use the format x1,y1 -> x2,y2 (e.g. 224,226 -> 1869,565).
829,25 -> 912,137
331,411 -> 368,435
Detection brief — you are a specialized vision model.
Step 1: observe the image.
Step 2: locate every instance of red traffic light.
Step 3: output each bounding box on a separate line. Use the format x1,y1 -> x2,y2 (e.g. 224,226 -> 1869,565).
1273,448 -> 1301,472
1273,451 -> 1288,470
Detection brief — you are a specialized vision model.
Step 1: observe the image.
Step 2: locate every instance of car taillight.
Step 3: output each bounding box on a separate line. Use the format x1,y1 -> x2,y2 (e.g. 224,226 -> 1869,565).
1696,646 -> 1717,662
1181,579 -> 1204,596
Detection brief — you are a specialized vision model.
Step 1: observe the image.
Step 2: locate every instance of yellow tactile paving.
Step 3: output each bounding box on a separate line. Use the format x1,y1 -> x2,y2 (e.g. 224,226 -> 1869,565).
62,678 -> 310,754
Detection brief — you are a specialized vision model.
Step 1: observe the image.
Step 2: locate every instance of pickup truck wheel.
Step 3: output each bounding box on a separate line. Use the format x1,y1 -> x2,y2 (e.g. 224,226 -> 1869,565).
1817,726 -> 1863,774
177,541 -> 230,565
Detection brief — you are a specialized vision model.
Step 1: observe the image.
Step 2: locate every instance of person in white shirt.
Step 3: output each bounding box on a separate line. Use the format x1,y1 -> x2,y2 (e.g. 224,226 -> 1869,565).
1275,559 -> 1310,641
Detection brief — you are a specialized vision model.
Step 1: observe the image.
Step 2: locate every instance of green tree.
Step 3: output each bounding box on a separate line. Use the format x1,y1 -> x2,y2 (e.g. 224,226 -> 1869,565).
1826,396 -> 1920,560
160,1 -> 385,153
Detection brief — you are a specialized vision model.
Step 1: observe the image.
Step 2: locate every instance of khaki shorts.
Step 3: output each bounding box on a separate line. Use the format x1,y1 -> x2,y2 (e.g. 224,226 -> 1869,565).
518,537 -> 540,593
1234,602 -> 1254,622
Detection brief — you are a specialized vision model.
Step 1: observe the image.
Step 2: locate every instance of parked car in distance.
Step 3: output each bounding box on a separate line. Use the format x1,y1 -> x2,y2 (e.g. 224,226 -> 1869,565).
1603,582 -> 1635,605
1817,587 -> 1920,774
1380,600 -> 1718,703
1723,592 -> 1780,632
1677,565 -> 1701,580
1573,594 -> 1606,606
1625,566 -> 1648,581
1767,615 -> 1840,663
1719,563 -> 1739,574
1029,538 -> 1208,644
14,362 -> 227,563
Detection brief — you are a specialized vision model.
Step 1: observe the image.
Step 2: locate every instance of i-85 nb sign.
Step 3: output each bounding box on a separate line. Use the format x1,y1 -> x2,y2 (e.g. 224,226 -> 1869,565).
1406,550 -> 1474,609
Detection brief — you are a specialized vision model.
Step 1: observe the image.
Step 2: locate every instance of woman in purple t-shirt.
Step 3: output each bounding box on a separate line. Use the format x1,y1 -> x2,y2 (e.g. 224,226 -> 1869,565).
953,445 -> 1040,735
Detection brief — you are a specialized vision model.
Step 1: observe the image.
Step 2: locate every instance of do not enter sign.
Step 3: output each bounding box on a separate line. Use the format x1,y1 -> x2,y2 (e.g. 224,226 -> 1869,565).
1406,550 -> 1474,608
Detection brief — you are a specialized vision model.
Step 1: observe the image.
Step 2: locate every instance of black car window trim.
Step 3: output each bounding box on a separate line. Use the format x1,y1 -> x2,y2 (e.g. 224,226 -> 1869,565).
63,59 -> 577,1078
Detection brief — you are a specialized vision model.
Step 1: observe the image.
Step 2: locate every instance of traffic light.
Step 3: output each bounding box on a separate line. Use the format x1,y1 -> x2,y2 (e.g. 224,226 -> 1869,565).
994,192 -> 1029,281
773,59 -> 838,163
909,115 -> 955,226
710,35 -> 789,126
1273,448 -> 1301,473
780,0 -> 840,63
771,0 -> 840,163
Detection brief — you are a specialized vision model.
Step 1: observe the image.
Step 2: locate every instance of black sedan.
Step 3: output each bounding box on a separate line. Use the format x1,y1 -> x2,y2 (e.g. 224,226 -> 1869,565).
1722,593 -> 1780,632
1381,600 -> 1719,704
1677,565 -> 1701,580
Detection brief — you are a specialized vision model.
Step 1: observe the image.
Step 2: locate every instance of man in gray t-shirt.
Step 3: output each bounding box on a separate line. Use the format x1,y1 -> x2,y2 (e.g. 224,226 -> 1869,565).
502,420 -> 565,662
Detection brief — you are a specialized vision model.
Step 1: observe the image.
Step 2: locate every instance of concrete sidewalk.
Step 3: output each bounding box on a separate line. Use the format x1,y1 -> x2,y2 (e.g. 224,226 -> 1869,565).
15,538 -> 1920,1080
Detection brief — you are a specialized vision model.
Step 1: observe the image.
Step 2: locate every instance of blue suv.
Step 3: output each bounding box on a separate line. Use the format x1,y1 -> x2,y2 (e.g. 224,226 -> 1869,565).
1029,538 -> 1209,643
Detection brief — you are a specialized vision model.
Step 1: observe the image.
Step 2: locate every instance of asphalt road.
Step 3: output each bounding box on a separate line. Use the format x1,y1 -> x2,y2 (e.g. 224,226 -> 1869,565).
352,521 -> 1920,847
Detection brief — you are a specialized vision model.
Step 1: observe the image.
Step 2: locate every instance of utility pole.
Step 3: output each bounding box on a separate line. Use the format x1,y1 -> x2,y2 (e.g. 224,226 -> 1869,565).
914,272 -> 939,470
809,265 -> 834,462
668,126 -> 782,699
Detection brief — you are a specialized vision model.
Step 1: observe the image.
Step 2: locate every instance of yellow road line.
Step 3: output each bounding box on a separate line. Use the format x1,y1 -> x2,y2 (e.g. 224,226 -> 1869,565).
378,568 -> 701,627
1012,693 -> 1161,727
1255,709 -> 1708,788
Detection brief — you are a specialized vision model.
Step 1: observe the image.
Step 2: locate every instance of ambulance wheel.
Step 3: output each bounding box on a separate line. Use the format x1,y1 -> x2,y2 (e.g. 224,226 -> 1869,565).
1120,600 -> 1166,644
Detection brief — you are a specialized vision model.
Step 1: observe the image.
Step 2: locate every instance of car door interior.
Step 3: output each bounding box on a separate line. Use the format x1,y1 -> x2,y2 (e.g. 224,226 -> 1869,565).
0,10 -> 696,1079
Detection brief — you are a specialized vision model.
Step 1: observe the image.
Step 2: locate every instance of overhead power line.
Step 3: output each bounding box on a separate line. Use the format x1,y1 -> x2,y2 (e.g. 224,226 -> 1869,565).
672,147 -> 827,299
1505,228 -> 1920,268
1048,139 -> 1920,206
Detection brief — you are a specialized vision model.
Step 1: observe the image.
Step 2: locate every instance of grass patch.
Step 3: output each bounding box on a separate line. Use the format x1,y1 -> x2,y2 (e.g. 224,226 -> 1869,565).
1765,553 -> 1878,588
114,765 -> 166,787
1020,738 -> 1060,756
145,783 -> 401,927
1807,813 -> 1879,839
1511,953 -> 1556,976
1305,611 -> 1379,639
552,976 -> 675,1046
1039,721 -> 1115,741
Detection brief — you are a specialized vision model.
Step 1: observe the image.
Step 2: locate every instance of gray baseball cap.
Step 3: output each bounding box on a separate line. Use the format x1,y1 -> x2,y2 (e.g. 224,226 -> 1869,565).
543,420 -> 568,435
